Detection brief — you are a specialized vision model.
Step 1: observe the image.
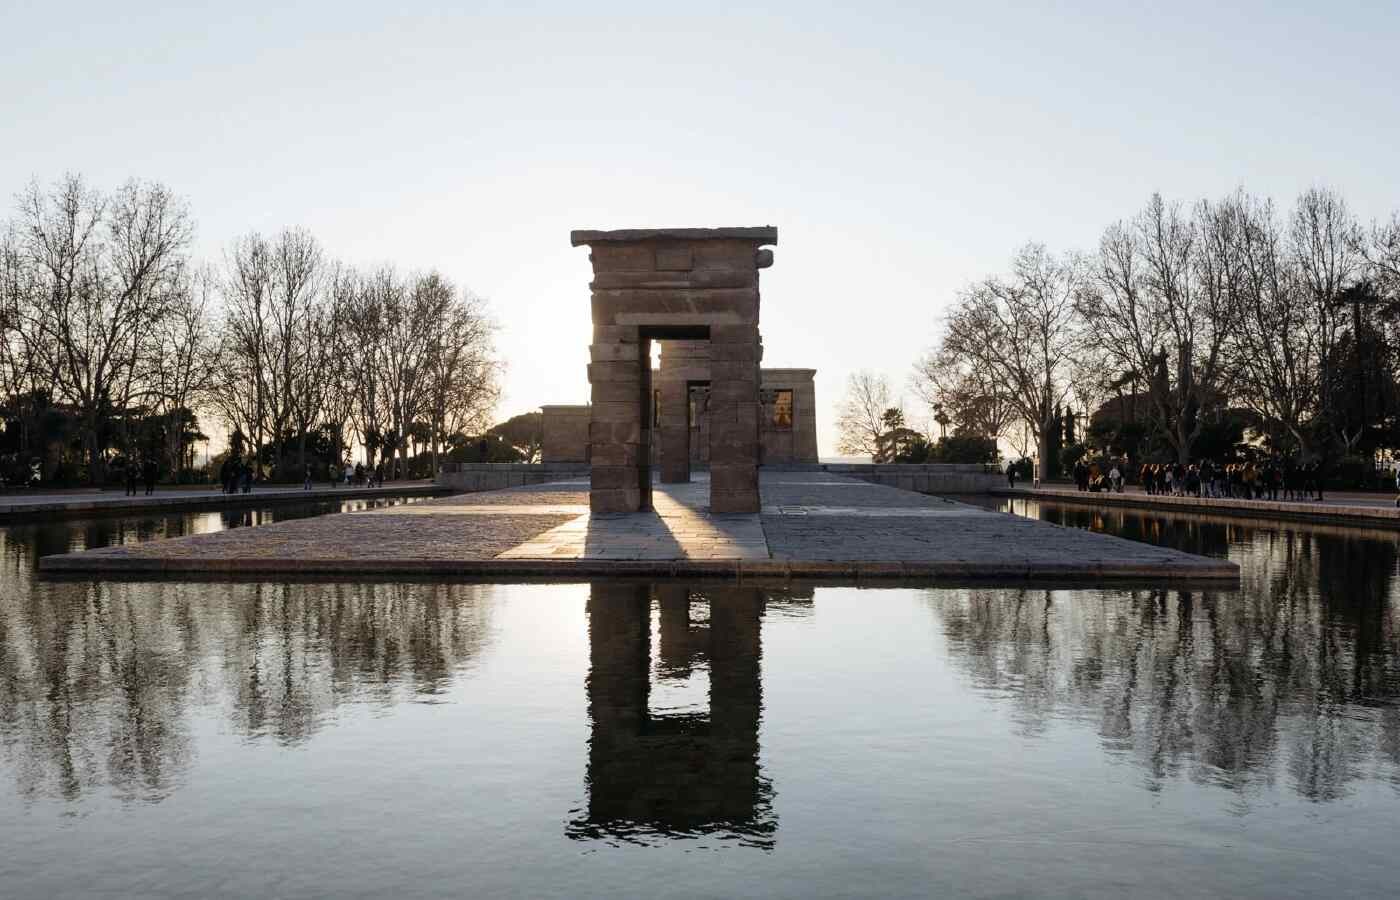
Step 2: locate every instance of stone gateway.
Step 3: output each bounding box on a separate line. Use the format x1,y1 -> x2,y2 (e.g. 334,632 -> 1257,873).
571,226 -> 780,514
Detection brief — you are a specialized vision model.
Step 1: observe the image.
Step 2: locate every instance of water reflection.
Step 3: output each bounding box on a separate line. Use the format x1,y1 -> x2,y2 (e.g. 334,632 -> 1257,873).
568,584 -> 810,848
2,497 -> 1398,827
0,578 -> 494,804
0,495 -> 428,569
966,498 -> 1400,801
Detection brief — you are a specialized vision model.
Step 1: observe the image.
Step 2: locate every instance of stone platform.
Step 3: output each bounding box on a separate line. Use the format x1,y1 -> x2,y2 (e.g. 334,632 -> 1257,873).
37,472 -> 1238,582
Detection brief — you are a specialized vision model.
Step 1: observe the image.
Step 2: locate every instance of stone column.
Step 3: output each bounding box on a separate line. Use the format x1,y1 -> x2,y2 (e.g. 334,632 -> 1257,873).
708,324 -> 762,513
657,339 -> 710,483
705,587 -> 764,810
582,582 -> 651,823
657,378 -> 690,482
794,372 -> 819,464
587,324 -> 646,513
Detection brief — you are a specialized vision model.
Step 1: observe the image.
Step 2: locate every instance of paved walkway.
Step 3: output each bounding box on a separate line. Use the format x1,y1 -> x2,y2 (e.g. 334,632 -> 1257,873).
0,481 -> 448,517
39,472 -> 1236,582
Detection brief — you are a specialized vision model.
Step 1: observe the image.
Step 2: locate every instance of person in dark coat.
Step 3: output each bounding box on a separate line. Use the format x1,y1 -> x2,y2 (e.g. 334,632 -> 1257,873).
125,459 -> 140,496
142,457 -> 158,496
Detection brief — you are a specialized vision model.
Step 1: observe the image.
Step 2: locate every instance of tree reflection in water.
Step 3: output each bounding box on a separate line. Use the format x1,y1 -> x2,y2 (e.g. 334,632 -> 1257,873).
0,576 -> 493,805
946,498 -> 1400,802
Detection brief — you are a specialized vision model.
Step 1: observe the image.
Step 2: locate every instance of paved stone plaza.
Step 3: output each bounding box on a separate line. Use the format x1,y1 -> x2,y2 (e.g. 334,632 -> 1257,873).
39,472 -> 1238,581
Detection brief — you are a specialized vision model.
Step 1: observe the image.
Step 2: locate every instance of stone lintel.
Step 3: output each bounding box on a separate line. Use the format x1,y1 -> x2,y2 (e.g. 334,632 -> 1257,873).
571,227 -> 778,247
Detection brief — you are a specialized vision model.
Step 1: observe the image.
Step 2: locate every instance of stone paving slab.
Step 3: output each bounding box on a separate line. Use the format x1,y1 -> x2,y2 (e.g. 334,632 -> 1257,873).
38,471 -> 1238,582
501,481 -> 769,561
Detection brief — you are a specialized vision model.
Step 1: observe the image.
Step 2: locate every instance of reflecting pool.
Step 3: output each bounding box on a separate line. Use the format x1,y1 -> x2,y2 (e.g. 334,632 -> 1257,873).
1,503 -> 1398,897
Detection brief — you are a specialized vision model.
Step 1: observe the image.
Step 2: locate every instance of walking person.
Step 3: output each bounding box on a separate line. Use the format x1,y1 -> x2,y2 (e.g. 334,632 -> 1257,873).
343,461 -> 354,486
304,462 -> 313,491
125,459 -> 139,497
142,456 -> 158,496
1007,462 -> 1016,490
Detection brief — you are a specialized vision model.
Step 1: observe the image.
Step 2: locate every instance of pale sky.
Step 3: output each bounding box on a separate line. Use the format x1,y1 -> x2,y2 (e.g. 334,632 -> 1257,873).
4,1 -> 1397,456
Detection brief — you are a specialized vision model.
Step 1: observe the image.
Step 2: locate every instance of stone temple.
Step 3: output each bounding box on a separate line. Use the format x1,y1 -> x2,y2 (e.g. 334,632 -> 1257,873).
543,226 -> 817,514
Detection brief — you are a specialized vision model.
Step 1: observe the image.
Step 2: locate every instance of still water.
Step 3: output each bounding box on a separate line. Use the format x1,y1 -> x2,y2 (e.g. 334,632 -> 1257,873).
1,499 -> 1398,898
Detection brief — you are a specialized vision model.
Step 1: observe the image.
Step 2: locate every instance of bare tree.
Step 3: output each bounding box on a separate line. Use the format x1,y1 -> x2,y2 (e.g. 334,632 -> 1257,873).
148,263 -> 218,473
836,370 -> 893,459
1224,193 -> 1320,453
268,228 -> 322,476
911,343 -> 1016,441
209,228 -> 322,474
943,244 -> 1085,480
1081,194 -> 1240,463
381,271 -> 450,473
344,265 -> 396,466
424,289 -> 499,472
209,233 -> 272,459
315,263 -> 360,467
1292,187 -> 1362,448
13,175 -> 191,483
1365,213 -> 1400,298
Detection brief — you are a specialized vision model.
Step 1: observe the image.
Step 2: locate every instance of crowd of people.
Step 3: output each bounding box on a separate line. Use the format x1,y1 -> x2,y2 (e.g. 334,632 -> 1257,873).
218,457 -> 257,494
126,455 -> 410,496
326,459 -> 401,490
1065,457 -> 1328,502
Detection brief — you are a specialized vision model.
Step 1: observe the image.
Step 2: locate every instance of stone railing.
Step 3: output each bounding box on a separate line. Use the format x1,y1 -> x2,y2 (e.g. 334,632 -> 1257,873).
436,463 -> 590,493
820,463 -> 1002,494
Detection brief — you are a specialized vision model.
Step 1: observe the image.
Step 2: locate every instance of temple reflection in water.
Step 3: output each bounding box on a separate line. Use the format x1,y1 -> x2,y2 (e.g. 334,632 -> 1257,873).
567,583 -> 811,848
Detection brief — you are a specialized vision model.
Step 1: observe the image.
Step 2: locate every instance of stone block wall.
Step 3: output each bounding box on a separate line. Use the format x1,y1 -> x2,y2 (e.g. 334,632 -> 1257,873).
542,405 -> 591,463
653,348 -> 818,470
436,462 -> 591,493
758,368 -> 818,465
823,463 -> 1002,493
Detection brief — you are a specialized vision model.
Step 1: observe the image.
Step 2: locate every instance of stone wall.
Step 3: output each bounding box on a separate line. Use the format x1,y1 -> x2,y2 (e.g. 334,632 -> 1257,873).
437,462 -> 590,493
823,463 -> 1002,494
758,368 -> 818,465
651,349 -> 817,470
541,405 -> 591,463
